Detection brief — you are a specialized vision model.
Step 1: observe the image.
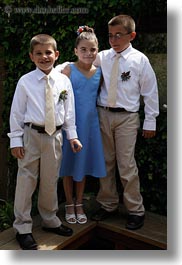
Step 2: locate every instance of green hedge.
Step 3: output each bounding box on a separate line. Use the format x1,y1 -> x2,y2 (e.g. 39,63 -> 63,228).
0,0 -> 166,133
0,0 -> 167,219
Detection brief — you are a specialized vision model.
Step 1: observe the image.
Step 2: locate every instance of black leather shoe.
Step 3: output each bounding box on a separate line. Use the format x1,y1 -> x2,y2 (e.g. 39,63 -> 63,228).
42,224 -> 73,237
16,233 -> 38,250
126,214 -> 145,230
91,208 -> 118,221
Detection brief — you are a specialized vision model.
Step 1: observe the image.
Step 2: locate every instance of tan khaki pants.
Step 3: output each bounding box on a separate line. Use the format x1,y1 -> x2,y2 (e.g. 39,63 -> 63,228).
13,126 -> 63,234
97,108 -> 145,215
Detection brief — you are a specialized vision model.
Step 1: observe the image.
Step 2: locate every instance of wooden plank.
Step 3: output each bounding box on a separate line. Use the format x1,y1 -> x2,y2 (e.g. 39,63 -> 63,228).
0,227 -> 15,247
97,209 -> 167,249
61,228 -> 95,250
0,198 -> 167,250
37,221 -> 96,250
96,227 -> 163,250
0,220 -> 96,250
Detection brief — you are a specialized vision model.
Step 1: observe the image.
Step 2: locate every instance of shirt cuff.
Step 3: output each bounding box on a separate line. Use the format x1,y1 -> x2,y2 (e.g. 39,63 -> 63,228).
65,129 -> 78,140
10,137 -> 23,148
143,119 -> 156,131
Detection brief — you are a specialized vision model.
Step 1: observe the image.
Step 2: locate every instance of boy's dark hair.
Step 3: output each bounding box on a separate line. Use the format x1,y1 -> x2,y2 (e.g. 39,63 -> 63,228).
108,15 -> 135,33
75,26 -> 98,48
30,34 -> 57,53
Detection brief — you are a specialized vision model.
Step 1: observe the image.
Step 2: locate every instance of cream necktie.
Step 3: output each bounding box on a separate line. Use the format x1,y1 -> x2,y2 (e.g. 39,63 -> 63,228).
107,53 -> 121,107
44,75 -> 56,135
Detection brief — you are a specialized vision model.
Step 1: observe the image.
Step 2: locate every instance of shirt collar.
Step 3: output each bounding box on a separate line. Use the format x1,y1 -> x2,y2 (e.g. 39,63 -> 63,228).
35,67 -> 57,81
110,43 -> 132,59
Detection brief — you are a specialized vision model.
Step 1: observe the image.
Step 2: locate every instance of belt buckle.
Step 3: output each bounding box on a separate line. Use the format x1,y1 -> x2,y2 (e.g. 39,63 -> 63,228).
103,106 -> 110,111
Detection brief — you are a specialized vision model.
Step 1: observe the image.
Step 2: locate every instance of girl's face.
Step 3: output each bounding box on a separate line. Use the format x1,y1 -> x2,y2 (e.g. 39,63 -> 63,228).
108,24 -> 136,53
29,44 -> 59,74
74,39 -> 98,65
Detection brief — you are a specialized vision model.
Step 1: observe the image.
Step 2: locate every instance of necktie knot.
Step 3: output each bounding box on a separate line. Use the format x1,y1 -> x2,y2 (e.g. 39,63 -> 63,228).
115,53 -> 121,59
44,75 -> 50,84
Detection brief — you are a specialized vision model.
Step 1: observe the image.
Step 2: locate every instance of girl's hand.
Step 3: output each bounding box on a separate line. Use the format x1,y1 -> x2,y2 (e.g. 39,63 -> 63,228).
69,139 -> 83,153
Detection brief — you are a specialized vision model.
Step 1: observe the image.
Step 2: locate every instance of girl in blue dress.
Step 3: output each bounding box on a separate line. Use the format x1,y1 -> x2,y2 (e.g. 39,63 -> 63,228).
57,26 -> 106,224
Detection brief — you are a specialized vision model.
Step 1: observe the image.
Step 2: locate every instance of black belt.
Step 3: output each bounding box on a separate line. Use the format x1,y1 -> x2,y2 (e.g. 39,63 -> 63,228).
97,105 -> 127,112
25,123 -> 62,134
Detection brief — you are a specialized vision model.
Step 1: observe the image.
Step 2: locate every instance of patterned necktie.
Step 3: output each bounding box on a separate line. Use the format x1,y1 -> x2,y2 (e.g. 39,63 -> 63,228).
44,75 -> 56,135
107,53 -> 121,106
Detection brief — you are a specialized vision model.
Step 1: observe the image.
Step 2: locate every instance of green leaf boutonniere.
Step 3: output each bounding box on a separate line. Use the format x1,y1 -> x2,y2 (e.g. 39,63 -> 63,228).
121,71 -> 131,81
58,90 -> 68,103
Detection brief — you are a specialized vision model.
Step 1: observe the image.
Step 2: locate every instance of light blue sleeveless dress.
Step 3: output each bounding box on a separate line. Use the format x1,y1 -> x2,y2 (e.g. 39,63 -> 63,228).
60,64 -> 106,181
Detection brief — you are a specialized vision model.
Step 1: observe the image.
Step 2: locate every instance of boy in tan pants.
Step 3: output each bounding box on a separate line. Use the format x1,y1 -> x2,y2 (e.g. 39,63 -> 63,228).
8,34 -> 82,249
92,15 -> 159,230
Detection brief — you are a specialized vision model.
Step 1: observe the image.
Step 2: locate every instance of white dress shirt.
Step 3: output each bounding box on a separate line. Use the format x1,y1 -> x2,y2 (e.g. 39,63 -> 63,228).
95,44 -> 159,130
8,67 -> 77,148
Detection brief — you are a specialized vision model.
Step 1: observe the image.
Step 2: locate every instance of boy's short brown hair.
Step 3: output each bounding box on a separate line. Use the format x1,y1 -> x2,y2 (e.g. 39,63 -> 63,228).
30,34 -> 57,53
108,15 -> 136,33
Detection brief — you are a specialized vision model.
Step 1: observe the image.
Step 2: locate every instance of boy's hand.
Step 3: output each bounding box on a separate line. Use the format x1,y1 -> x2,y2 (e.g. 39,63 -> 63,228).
142,130 -> 156,138
69,139 -> 83,153
11,147 -> 25,159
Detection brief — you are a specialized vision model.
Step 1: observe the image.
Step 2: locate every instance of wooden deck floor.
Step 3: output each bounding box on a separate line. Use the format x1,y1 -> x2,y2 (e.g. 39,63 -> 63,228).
0,196 -> 167,250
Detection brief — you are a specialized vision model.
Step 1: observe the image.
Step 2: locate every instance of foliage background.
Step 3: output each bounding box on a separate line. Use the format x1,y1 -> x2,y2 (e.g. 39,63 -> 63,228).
0,0 -> 167,228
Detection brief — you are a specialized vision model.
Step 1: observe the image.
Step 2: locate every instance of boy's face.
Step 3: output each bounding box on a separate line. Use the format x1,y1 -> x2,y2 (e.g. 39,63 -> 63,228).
108,25 -> 136,53
74,39 -> 98,65
29,44 -> 59,75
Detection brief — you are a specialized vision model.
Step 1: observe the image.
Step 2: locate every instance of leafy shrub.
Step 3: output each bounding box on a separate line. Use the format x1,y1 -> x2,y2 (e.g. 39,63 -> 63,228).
0,200 -> 14,231
0,0 -> 167,222
136,107 -> 167,215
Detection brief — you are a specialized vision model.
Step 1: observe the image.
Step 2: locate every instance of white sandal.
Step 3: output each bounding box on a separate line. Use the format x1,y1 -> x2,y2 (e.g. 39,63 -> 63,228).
65,204 -> 77,224
75,204 -> 87,224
